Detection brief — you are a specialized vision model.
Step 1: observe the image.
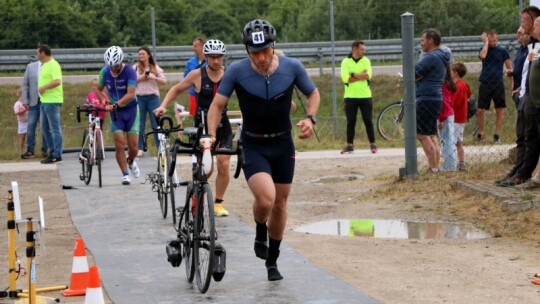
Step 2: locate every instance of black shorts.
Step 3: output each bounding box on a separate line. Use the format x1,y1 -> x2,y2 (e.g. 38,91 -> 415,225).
241,135 -> 295,184
416,99 -> 442,136
478,82 -> 506,110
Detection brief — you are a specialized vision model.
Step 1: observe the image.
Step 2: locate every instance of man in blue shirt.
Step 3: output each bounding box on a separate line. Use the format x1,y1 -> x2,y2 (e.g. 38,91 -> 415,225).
183,37 -> 206,117
207,19 -> 320,281
415,28 -> 451,173
98,46 -> 140,185
477,30 -> 513,142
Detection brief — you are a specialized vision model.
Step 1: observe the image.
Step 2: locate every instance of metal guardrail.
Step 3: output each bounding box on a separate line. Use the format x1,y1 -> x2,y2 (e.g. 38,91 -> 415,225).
0,34 -> 515,72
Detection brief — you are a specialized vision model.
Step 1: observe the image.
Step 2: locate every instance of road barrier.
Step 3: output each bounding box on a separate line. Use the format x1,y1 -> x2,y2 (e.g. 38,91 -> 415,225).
0,35 -> 515,72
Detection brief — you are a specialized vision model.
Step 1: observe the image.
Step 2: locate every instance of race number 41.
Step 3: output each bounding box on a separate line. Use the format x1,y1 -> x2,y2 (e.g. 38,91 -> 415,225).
252,31 -> 265,44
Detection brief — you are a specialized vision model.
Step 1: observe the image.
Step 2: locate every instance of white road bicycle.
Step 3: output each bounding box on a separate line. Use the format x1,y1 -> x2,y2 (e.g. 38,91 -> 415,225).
77,104 -> 114,188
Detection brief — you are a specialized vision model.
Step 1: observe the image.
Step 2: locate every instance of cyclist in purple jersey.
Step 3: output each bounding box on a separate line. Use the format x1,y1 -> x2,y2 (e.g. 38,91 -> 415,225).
97,46 -> 141,185
155,39 -> 232,217
207,19 -> 320,281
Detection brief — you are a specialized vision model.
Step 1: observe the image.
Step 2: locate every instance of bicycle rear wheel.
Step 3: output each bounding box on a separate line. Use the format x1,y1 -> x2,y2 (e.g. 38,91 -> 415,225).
194,183 -> 215,293
377,102 -> 405,141
95,131 -> 103,188
157,151 -> 168,219
81,153 -> 92,185
183,184 -> 195,283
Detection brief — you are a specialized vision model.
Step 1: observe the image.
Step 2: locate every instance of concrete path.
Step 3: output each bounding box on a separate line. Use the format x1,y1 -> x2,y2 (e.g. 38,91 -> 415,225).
56,151 -> 379,303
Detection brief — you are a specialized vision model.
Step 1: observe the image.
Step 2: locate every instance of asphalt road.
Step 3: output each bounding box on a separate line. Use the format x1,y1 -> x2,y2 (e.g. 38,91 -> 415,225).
56,151 -> 379,304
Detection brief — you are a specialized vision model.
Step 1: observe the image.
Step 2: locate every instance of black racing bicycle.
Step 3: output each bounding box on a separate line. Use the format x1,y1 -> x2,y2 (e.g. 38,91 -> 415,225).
160,118 -> 243,293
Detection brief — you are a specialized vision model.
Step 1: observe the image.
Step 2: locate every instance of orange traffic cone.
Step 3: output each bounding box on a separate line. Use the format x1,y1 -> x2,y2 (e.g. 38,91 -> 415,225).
85,266 -> 105,304
63,238 -> 90,296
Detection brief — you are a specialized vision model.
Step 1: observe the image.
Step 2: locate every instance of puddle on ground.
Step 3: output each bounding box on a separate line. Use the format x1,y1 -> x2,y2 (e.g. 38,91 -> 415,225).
294,219 -> 490,240
308,174 -> 365,184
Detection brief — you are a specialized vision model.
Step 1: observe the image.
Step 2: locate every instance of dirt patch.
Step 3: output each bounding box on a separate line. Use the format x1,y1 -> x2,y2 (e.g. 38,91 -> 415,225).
1,153 -> 540,303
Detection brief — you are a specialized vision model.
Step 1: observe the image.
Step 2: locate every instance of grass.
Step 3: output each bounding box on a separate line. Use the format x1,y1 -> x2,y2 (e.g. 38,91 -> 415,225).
0,69 -> 515,161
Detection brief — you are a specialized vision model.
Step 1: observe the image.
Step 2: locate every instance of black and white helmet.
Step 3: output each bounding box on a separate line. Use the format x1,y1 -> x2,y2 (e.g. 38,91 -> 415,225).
104,46 -> 124,67
242,19 -> 276,52
203,39 -> 226,55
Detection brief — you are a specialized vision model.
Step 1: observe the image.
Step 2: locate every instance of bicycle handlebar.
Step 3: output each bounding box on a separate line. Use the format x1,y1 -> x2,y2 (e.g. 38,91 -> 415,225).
76,103 -> 117,123
173,124 -> 244,179
143,115 -> 243,179
143,115 -> 183,152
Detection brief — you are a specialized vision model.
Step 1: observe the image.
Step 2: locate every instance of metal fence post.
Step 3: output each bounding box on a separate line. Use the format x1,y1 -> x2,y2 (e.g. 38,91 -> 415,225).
318,48 -> 323,77
151,7 -> 157,56
400,12 -> 418,178
330,0 -> 338,137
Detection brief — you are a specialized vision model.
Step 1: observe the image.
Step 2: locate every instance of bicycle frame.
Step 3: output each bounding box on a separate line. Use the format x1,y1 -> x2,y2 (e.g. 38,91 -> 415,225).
77,104 -> 113,187
80,112 -> 105,165
157,132 -> 180,190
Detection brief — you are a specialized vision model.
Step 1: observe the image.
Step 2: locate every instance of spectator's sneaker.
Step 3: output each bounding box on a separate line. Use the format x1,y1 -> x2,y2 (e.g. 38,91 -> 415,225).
498,176 -> 527,187
476,133 -> 484,141
129,160 -> 141,178
121,175 -> 131,185
137,150 -> 144,157
40,156 -> 62,164
493,134 -> 501,143
41,151 -> 49,158
495,172 -> 514,184
340,145 -> 354,154
21,151 -> 35,159
370,143 -> 378,154
214,204 -> 229,217
458,162 -> 467,172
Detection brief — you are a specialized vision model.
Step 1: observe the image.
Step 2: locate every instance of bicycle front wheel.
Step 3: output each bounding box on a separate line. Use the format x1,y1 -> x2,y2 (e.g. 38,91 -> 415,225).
81,153 -> 92,185
194,183 -> 215,293
157,151 -> 168,219
183,184 -> 195,283
80,130 -> 92,185
377,102 -> 405,141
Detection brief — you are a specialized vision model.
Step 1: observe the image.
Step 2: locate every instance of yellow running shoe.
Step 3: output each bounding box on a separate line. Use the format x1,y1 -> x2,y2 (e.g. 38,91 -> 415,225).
214,204 -> 229,217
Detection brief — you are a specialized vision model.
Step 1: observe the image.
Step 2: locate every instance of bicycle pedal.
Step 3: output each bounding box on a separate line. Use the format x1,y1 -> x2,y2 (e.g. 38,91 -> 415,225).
165,240 -> 182,267
178,181 -> 189,186
212,243 -> 226,282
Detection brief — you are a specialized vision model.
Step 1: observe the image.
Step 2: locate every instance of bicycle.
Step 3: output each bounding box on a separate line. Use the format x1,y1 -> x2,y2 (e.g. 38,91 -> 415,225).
143,115 -> 186,225
76,104 -> 115,188
376,74 -> 478,141
162,116 -> 243,294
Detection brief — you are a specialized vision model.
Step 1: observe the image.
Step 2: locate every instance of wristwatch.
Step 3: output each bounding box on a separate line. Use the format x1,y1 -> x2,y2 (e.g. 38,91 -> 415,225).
306,114 -> 317,124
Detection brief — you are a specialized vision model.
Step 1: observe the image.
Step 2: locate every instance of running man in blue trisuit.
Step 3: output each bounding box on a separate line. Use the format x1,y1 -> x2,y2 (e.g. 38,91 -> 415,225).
207,19 -> 320,281
98,46 -> 141,185
155,39 -> 232,217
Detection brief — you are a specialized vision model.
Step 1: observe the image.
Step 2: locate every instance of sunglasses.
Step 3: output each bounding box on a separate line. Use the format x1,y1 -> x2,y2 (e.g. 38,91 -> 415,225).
249,47 -> 273,57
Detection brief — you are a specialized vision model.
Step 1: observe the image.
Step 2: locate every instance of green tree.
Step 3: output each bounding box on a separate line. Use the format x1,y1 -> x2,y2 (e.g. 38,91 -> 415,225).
0,0 -> 98,48
192,8 -> 239,44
